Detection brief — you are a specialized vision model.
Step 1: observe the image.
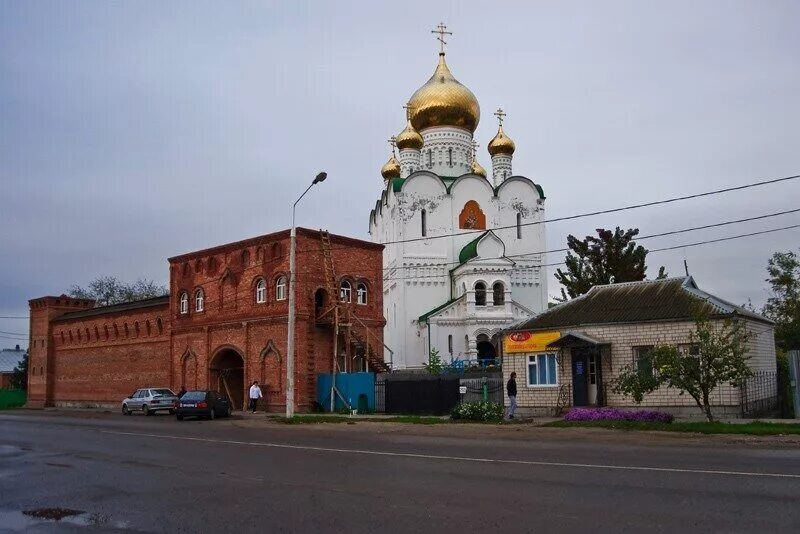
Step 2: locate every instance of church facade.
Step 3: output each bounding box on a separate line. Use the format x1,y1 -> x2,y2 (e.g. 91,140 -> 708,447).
370,29 -> 548,369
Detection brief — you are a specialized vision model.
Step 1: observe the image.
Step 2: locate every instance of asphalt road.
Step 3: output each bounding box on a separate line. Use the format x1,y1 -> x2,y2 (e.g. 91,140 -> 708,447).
1,411 -> 799,533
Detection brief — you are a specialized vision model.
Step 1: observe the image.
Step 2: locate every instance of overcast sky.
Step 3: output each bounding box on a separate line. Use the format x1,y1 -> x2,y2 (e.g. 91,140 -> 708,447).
1,1 -> 799,346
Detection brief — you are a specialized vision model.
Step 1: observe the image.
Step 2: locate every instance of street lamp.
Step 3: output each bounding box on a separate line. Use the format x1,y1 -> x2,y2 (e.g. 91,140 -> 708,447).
286,172 -> 327,418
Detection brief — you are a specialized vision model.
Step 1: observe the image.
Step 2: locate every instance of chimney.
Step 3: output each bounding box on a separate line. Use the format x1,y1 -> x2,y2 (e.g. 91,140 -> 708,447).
15,344 -> 20,351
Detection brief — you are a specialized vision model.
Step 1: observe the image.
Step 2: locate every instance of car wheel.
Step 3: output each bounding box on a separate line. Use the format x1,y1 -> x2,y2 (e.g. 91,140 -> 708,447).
208,408 -> 216,420
122,404 -> 131,416
176,414 -> 184,421
142,405 -> 150,416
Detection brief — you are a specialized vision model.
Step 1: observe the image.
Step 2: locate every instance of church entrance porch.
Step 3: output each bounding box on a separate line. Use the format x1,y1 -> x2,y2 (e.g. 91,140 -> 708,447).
209,347 -> 245,410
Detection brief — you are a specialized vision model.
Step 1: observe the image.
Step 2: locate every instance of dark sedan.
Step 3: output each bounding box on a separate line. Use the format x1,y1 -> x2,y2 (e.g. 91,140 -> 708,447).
175,390 -> 233,421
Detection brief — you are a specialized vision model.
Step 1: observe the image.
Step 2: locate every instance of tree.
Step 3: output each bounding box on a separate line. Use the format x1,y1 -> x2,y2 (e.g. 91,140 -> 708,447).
762,250 -> 800,351
69,276 -> 167,307
10,351 -> 28,391
423,348 -> 445,375
613,315 -> 751,422
555,227 -> 667,301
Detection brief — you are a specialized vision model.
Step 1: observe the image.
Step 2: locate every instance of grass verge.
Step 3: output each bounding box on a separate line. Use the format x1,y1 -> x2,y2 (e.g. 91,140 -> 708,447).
545,420 -> 800,435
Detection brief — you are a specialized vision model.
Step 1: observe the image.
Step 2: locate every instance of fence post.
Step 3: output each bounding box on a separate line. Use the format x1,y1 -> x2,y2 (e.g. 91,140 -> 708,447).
789,350 -> 800,418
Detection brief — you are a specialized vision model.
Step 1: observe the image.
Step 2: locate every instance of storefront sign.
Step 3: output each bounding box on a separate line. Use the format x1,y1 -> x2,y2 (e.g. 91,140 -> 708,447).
503,330 -> 561,353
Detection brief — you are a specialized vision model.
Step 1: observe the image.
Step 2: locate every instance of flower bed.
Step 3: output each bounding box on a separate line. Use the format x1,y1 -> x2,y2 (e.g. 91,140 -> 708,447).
563,407 -> 674,423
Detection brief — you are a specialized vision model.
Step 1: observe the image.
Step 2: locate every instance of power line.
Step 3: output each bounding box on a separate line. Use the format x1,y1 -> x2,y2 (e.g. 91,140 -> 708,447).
372,222 -> 800,282
0,334 -> 28,341
0,330 -> 28,337
376,173 -> 800,245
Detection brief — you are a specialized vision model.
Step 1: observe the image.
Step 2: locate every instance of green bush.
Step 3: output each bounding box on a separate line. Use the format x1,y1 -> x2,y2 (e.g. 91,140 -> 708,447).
450,401 -> 504,422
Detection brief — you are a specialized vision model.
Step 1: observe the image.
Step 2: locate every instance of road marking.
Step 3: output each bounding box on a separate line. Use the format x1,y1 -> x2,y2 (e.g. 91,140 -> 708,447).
100,430 -> 800,479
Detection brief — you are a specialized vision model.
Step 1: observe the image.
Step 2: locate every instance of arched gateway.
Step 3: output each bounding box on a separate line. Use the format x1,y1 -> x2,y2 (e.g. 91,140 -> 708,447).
209,346 -> 245,410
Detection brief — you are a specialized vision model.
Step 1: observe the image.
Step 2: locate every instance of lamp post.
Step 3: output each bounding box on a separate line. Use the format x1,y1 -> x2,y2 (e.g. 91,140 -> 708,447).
286,171 -> 327,418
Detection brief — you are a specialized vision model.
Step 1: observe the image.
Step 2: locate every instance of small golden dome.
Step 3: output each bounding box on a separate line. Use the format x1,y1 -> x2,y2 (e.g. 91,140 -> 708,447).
488,126 -> 515,156
395,119 -> 424,151
381,154 -> 401,181
408,53 -> 480,133
471,158 -> 487,178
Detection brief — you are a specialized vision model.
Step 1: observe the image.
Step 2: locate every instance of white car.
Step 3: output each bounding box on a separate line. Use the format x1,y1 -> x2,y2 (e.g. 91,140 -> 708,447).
121,388 -> 178,416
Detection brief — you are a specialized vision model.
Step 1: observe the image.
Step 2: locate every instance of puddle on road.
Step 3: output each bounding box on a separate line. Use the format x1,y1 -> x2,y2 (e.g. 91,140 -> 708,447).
0,508 -> 130,531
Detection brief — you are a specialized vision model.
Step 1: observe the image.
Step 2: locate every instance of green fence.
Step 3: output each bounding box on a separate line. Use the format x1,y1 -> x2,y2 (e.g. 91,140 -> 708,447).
0,389 -> 27,409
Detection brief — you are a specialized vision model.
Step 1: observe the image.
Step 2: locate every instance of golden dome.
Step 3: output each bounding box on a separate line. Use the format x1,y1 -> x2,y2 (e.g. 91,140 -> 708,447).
488,126 -> 515,156
395,119 -> 424,151
408,53 -> 480,133
381,154 -> 400,181
471,158 -> 487,178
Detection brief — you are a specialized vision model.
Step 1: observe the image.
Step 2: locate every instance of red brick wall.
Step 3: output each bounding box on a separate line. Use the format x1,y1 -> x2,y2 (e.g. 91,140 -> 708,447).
168,228 -> 385,411
46,303 -> 171,405
29,228 -> 385,411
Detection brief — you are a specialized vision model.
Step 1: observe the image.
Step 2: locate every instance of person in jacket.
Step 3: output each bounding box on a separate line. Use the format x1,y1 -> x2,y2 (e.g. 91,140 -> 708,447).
506,372 -> 518,419
248,381 -> 263,413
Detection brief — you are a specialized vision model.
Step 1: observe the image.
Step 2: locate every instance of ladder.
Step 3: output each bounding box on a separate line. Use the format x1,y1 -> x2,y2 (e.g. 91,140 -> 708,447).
318,230 -> 340,321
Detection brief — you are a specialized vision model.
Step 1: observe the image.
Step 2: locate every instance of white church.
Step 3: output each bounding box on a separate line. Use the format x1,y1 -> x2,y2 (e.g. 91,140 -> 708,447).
369,25 -> 548,369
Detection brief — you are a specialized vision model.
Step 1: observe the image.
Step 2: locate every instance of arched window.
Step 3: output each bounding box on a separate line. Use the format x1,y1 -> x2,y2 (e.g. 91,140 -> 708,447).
421,209 -> 427,237
179,292 -> 189,314
156,318 -> 163,335
194,289 -> 204,312
448,334 -> 453,354
357,283 -> 367,305
255,279 -> 267,303
474,282 -> 486,306
276,276 -> 287,301
427,149 -> 432,167
448,148 -> 453,167
493,282 -> 505,306
340,280 -> 352,303
516,212 -> 522,239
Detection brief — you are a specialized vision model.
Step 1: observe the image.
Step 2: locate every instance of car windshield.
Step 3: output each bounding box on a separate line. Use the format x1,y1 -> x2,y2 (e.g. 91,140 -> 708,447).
152,389 -> 175,396
181,391 -> 207,401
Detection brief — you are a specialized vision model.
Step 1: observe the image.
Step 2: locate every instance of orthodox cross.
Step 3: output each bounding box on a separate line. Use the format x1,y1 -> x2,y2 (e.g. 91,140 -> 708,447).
388,136 -> 397,155
494,108 -> 506,127
431,22 -> 452,53
403,102 -> 413,121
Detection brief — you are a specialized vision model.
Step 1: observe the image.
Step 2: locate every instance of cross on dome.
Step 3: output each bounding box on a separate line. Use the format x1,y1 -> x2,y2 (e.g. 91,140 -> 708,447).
388,136 -> 398,154
403,102 -> 413,120
494,108 -> 506,127
431,22 -> 452,54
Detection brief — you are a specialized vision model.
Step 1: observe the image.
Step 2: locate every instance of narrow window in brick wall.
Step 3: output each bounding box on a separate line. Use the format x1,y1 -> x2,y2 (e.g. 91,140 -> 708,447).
275,276 -> 287,301
357,283 -> 367,305
195,289 -> 204,312
256,279 -> 267,303
179,292 -> 189,314
340,280 -> 352,303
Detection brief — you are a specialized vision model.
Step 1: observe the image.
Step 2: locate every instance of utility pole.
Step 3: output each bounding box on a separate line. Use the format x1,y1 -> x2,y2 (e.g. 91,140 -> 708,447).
286,172 -> 327,418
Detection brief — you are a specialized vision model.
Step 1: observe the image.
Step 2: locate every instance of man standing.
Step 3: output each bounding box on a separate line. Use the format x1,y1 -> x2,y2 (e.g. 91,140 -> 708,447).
506,372 -> 518,420
248,380 -> 263,414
